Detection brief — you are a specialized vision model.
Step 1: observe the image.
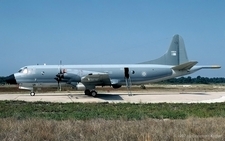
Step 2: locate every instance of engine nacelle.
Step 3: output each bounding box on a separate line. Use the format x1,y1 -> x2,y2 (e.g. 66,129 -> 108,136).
64,73 -> 81,82
75,83 -> 86,90
112,84 -> 122,89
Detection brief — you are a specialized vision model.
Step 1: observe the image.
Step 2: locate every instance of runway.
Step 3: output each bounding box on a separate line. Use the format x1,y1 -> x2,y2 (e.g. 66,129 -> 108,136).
0,91 -> 225,103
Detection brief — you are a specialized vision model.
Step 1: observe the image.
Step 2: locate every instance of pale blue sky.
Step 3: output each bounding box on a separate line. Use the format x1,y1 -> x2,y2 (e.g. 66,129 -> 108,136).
0,0 -> 224,77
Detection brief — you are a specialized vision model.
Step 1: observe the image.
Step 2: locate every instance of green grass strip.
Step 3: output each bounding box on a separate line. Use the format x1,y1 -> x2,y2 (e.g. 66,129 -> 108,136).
0,101 -> 225,120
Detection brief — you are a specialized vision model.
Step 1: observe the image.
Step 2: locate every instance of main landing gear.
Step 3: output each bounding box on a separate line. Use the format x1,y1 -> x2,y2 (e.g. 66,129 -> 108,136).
84,89 -> 98,97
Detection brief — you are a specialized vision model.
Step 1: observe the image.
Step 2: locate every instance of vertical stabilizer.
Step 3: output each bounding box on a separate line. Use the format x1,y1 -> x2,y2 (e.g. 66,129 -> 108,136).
140,34 -> 189,65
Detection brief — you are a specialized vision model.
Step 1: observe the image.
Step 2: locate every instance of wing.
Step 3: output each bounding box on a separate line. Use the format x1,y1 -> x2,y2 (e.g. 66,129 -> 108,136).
63,70 -> 117,89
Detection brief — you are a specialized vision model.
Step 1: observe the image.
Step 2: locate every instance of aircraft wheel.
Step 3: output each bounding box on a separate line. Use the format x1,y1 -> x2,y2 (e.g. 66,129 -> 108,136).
91,90 -> 98,97
84,89 -> 91,95
30,92 -> 35,96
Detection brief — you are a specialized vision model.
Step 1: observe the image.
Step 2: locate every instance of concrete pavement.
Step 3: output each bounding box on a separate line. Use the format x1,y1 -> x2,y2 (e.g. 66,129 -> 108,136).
0,91 -> 225,103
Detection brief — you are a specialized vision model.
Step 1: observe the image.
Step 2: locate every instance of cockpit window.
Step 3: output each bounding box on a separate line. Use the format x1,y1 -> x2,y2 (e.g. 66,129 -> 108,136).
18,67 -> 28,74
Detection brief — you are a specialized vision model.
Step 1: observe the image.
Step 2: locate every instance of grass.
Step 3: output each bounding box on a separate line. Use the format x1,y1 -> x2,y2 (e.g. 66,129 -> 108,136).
1,101 -> 225,120
1,84 -> 225,140
0,101 -> 225,140
0,117 -> 224,141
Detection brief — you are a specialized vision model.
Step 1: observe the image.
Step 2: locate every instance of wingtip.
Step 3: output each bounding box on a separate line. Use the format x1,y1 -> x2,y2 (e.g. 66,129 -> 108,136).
211,65 -> 221,69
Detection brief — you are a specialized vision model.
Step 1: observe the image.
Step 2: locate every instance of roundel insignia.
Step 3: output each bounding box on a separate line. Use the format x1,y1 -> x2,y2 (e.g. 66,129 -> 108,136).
142,72 -> 147,77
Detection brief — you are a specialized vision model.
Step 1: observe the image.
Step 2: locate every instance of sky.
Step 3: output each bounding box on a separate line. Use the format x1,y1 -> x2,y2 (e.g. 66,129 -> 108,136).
0,0 -> 224,77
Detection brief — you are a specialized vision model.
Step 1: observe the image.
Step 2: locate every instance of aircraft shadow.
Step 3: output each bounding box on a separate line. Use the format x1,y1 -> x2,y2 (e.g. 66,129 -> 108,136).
33,93 -> 124,101
33,94 -> 77,97
179,92 -> 209,95
97,93 -> 124,101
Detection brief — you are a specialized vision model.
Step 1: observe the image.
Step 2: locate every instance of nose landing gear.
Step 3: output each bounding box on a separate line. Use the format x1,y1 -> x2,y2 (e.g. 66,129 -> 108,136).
30,92 -> 35,96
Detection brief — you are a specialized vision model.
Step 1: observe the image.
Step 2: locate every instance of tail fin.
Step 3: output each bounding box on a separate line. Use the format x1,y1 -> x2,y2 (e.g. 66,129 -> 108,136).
140,34 -> 189,65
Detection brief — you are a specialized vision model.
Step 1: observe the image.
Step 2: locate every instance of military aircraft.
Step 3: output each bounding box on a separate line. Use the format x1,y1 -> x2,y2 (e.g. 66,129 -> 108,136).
5,34 -> 220,97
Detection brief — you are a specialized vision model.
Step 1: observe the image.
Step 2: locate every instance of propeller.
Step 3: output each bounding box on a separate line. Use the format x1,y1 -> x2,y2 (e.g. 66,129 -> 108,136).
54,60 -> 65,90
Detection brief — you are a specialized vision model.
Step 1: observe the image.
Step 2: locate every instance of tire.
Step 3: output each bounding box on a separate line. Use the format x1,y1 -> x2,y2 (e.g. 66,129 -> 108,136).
30,92 -> 35,96
91,90 -> 97,97
84,89 -> 91,95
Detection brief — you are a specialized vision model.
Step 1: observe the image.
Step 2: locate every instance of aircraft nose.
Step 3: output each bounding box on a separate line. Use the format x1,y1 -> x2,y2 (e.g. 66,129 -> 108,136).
4,74 -> 17,84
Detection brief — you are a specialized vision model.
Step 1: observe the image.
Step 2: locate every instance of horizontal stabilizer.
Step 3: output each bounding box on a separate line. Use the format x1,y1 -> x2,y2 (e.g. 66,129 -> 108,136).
199,65 -> 221,69
172,61 -> 198,70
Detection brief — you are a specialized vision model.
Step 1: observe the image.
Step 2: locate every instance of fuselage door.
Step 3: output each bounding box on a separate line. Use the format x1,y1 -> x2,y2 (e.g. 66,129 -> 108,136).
124,67 -> 129,79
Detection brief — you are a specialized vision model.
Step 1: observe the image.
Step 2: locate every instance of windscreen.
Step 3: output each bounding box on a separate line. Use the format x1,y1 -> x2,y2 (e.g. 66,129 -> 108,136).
18,67 -> 28,74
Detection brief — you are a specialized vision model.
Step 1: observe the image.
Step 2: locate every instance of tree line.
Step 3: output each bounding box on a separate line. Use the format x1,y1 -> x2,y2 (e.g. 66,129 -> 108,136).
0,77 -> 5,85
158,76 -> 225,84
0,76 -> 225,85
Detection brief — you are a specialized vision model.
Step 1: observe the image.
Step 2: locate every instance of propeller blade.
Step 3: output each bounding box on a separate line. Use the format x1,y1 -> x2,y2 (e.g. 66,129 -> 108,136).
54,60 -> 64,91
